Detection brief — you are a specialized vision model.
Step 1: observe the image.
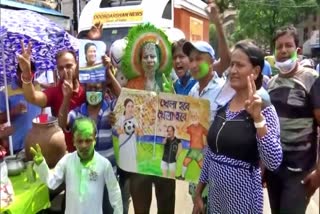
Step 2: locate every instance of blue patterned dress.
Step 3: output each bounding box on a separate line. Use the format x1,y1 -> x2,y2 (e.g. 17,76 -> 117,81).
199,105 -> 282,214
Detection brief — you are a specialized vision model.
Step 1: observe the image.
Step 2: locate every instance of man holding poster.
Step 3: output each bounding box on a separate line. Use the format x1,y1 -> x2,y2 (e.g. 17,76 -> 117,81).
180,0 -> 235,211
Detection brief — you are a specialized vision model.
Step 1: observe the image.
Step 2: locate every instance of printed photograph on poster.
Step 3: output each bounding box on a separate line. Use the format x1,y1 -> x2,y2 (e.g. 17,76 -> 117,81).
78,39 -> 107,83
112,88 -> 210,183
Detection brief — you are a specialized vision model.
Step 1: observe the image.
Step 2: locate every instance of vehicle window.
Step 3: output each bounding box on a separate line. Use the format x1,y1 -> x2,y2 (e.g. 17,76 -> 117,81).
78,27 -> 130,53
99,0 -> 142,8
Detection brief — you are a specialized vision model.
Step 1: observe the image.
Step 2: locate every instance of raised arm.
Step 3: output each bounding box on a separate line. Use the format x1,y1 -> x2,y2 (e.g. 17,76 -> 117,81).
17,41 -> 48,107
207,1 -> 231,76
245,75 -> 282,170
103,56 -> 121,98
58,71 -> 73,130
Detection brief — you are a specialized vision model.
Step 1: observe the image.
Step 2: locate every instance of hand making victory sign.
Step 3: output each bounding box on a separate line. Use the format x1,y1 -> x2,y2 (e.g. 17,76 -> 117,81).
244,74 -> 263,122
17,40 -> 33,79
162,73 -> 174,93
30,144 -> 44,166
62,69 -> 73,99
87,22 -> 103,40
205,0 -> 221,25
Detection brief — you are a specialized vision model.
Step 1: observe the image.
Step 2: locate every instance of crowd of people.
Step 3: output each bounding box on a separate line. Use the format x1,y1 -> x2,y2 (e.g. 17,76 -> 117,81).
1,0 -> 320,214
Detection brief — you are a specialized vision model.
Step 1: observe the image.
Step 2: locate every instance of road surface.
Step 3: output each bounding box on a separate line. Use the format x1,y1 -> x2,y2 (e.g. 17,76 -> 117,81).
129,180 -> 320,214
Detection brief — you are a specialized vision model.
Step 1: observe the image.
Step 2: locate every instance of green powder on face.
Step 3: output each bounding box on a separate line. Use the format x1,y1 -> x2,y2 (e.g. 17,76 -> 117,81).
73,118 -> 95,139
290,51 -> 298,60
197,62 -> 210,79
274,50 -> 298,60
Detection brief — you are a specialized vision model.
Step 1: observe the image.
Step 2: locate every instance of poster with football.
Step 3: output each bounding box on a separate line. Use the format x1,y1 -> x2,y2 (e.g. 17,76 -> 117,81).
113,88 -> 210,183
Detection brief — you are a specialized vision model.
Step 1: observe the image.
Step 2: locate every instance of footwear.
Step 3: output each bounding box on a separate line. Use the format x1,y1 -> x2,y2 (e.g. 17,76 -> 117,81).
175,176 -> 185,180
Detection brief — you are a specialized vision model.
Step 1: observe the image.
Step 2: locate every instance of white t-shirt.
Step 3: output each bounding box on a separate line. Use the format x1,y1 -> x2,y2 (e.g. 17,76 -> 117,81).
188,74 -> 235,123
34,151 -> 123,214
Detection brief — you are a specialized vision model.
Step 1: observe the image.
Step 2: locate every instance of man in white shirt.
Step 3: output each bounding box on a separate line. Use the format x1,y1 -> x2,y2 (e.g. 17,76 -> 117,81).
184,41 -> 233,122
179,39 -> 234,211
31,118 -> 122,214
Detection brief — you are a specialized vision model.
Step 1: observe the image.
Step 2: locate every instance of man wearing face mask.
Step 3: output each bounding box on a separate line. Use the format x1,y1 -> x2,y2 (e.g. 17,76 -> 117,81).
17,42 -> 86,152
265,25 -> 320,214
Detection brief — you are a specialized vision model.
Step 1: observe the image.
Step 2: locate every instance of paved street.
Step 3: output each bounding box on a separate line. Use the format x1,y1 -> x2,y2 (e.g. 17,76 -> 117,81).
129,180 -> 320,214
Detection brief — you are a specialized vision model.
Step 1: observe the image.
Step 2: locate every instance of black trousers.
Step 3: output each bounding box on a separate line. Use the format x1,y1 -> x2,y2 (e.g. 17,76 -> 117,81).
130,173 -> 176,214
265,165 -> 311,214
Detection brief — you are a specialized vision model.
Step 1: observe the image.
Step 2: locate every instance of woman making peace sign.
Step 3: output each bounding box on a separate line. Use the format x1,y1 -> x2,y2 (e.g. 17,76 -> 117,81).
192,41 -> 283,214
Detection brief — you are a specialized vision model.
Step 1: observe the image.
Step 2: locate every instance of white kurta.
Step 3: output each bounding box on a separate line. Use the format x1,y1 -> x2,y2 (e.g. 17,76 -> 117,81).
34,151 -> 123,214
117,115 -> 138,172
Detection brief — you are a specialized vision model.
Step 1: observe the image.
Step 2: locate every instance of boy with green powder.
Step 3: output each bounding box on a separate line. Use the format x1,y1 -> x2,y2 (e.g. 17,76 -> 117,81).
31,118 -> 123,214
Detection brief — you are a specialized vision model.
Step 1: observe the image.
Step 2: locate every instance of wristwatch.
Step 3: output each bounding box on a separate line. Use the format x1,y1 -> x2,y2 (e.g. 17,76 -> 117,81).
254,119 -> 266,129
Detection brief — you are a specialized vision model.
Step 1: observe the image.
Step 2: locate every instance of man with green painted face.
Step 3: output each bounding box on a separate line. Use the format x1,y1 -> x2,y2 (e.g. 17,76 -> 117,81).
178,41 -> 234,180
31,118 -> 123,214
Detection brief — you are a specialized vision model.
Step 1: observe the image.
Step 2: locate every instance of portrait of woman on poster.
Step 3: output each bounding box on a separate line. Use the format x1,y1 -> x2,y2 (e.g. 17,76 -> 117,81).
80,42 -> 107,68
116,98 -> 142,172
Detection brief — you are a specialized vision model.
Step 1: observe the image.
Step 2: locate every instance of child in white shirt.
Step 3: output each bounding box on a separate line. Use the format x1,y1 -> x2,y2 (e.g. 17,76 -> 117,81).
31,117 -> 123,214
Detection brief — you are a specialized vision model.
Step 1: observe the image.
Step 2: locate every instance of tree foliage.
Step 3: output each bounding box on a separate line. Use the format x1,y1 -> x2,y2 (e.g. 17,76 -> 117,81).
221,0 -> 320,50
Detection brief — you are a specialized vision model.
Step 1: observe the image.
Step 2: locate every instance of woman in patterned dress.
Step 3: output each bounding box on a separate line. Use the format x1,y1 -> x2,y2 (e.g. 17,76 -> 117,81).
192,40 -> 283,214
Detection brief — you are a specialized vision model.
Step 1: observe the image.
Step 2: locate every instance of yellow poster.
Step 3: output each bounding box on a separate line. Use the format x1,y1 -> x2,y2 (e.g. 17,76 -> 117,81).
113,88 -> 210,183
93,9 -> 143,24
190,17 -> 203,42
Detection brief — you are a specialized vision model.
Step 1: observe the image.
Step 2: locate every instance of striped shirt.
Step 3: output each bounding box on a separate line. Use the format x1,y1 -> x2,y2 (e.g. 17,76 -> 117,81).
68,99 -> 116,168
268,66 -> 320,171
268,66 -> 320,149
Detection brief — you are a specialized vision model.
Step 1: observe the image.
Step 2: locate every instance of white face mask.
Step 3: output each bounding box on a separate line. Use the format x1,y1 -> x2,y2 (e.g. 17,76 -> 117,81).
275,51 -> 298,74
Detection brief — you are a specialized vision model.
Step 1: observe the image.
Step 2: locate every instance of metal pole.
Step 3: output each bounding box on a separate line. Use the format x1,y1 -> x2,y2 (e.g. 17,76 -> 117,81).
0,28 -> 14,156
73,0 -> 79,33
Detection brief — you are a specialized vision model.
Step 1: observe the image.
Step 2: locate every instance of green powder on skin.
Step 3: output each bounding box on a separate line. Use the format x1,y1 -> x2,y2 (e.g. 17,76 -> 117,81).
73,119 -> 96,165
197,62 -> 210,79
74,119 -> 95,139
274,50 -> 298,61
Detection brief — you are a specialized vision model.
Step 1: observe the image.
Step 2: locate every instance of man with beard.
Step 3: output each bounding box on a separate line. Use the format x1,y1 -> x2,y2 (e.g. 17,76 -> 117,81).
17,41 -> 85,152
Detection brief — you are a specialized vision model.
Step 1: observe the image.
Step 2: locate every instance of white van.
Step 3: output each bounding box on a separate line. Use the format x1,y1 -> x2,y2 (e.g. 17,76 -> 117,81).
78,0 -> 173,49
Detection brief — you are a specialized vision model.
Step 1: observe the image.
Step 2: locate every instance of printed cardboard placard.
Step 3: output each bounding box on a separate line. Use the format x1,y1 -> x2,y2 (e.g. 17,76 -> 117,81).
113,88 -> 210,183
78,39 -> 106,83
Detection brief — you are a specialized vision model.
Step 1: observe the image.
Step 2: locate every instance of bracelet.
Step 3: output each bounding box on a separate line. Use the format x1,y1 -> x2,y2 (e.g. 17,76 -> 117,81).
21,73 -> 34,85
254,119 -> 266,129
21,76 -> 33,85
